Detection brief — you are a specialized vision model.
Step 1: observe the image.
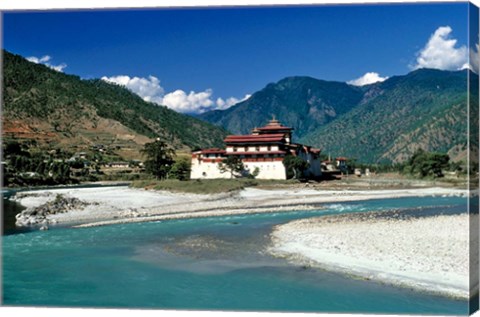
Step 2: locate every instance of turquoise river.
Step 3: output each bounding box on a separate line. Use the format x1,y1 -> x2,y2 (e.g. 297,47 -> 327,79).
2,194 -> 470,314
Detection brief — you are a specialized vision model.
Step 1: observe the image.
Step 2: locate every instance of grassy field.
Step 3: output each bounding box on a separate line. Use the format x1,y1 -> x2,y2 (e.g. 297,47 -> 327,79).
130,172 -> 468,195
130,178 -> 300,194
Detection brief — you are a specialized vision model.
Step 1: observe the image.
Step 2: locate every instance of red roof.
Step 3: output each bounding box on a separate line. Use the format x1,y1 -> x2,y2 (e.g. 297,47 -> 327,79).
224,134 -> 285,143
195,148 -> 226,154
336,157 -> 348,161
227,151 -> 286,155
226,133 -> 285,139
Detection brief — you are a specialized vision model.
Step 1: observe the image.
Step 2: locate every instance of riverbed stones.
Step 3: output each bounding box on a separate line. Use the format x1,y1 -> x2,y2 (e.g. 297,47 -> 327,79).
120,208 -> 149,218
269,210 -> 472,299
14,194 -> 90,229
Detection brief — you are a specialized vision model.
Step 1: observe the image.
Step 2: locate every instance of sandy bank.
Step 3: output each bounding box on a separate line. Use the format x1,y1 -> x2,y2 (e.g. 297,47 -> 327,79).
12,186 -> 467,229
269,211 -> 474,299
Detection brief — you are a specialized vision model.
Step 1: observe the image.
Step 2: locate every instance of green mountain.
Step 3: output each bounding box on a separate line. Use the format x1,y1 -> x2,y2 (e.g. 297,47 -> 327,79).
301,69 -> 474,163
199,76 -> 364,140
200,69 -> 476,163
2,50 -> 227,159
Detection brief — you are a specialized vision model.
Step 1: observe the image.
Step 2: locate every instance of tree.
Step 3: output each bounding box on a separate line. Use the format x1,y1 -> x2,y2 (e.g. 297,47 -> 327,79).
283,155 -> 309,179
169,158 -> 191,181
4,140 -> 28,157
404,149 -> 450,178
69,159 -> 85,169
248,167 -> 260,179
218,156 -> 244,178
141,139 -> 175,179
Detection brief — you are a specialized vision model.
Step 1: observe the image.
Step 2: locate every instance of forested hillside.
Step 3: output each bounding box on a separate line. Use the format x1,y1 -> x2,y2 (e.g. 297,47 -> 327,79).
3,50 -> 228,156
301,69 -> 473,163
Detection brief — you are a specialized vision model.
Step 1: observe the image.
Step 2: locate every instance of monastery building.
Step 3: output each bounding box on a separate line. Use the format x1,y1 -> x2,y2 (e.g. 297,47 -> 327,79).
190,118 -> 322,180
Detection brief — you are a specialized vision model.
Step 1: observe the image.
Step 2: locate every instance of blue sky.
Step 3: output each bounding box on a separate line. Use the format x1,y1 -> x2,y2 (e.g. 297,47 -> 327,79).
2,3 -> 473,113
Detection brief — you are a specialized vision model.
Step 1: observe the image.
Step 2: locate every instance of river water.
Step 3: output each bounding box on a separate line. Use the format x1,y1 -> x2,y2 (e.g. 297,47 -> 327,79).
2,192 -> 470,314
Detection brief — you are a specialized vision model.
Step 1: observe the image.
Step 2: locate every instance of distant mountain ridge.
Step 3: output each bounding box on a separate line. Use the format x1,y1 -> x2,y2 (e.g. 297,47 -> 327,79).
302,69 -> 475,163
199,69 -> 477,163
200,76 -> 364,140
2,50 -> 228,159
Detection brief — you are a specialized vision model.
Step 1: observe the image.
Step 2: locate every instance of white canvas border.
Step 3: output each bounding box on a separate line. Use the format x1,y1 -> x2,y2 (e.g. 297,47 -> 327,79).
0,1 -> 478,317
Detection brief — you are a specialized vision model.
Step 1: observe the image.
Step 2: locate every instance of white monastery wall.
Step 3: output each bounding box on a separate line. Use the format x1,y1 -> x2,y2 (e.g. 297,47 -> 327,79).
243,161 -> 287,179
191,159 -> 287,179
190,159 -> 230,179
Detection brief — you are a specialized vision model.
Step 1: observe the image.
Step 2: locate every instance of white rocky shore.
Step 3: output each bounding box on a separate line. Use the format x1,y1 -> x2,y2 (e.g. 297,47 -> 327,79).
269,211 -> 475,300
11,185 -> 467,229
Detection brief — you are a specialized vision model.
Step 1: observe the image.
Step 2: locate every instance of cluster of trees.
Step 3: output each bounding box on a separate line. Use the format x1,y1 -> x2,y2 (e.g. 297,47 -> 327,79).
213,156 -> 260,179
4,137 -> 194,187
401,149 -> 451,178
342,158 -> 403,174
217,156 -> 245,178
345,149 -> 463,179
283,155 -> 309,179
141,139 -> 191,181
3,140 -> 76,186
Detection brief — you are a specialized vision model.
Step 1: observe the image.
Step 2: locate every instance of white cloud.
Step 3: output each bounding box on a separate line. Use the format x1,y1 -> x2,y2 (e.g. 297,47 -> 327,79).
215,94 -> 251,110
101,75 -> 247,113
163,90 -> 250,113
27,55 -> 51,63
26,55 -> 67,72
413,26 -> 468,71
101,75 -> 165,104
347,72 -> 388,86
49,63 -> 68,72
162,89 -> 215,113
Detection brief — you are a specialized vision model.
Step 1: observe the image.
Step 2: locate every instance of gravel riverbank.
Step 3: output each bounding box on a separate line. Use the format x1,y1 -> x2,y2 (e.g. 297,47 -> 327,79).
11,186 -> 468,229
269,210 -> 475,299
